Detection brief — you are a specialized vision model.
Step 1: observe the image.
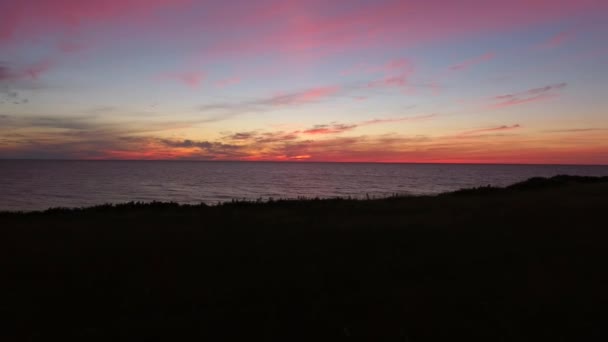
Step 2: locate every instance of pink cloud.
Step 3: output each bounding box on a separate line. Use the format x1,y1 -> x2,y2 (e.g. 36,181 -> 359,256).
539,31 -> 573,49
166,71 -> 205,88
460,124 -> 522,136
2,0 -> 606,63
0,0 -> 192,45
384,58 -> 410,71
271,86 -> 340,105
450,52 -> 495,71
344,58 -> 412,76
197,1 -> 608,63
362,58 -> 414,89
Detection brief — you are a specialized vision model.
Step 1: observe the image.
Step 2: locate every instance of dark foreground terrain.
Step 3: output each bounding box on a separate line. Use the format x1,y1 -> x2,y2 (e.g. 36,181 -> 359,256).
1,175 -> 607,341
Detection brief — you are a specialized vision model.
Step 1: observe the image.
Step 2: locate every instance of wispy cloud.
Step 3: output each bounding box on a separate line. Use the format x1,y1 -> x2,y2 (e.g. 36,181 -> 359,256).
298,114 -> 437,136
194,84 -> 344,123
222,131 -> 300,144
0,113 -> 195,138
367,74 -> 408,88
219,114 -> 437,145
302,124 -> 357,135
3,116 -> 606,164
450,52 -> 495,71
198,1 -> 607,65
0,0 -> 193,45
489,83 -> 567,109
165,71 -> 205,88
343,58 -> 411,76
271,86 -> 340,105
539,31 -> 573,49
357,58 -> 414,90
0,60 -> 53,82
1,60 -> 55,104
361,114 -> 437,126
158,138 -> 243,154
460,124 -> 522,136
227,132 -> 256,141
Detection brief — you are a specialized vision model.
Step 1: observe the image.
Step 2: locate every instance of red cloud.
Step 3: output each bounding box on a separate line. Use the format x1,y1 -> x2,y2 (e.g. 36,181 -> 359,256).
450,52 -> 495,71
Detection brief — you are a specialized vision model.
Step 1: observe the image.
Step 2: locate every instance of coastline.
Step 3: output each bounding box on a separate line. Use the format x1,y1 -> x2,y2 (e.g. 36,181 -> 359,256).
2,174 -> 607,214
2,175 -> 607,340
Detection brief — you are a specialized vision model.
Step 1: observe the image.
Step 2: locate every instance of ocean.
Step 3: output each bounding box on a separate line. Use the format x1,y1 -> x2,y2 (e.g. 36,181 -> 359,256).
0,160 -> 607,211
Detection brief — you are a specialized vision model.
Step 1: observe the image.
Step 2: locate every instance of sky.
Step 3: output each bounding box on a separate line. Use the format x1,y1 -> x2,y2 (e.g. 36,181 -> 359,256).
1,0 -> 607,164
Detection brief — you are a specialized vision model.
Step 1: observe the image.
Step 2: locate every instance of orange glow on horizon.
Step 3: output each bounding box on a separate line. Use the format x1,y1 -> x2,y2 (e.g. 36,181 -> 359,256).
82,145 -> 608,165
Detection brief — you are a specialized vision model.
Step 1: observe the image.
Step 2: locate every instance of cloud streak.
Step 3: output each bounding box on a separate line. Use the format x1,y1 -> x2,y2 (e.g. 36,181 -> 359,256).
302,124 -> 357,135
0,60 -> 53,82
450,52 -> 495,71
165,71 -> 205,88
296,114 -> 438,136
361,114 -> 437,126
0,0 -> 193,44
194,84 -> 346,122
489,83 -> 567,109
271,86 -> 341,105
460,124 -> 522,136
539,31 -> 573,49
197,1 -> 608,63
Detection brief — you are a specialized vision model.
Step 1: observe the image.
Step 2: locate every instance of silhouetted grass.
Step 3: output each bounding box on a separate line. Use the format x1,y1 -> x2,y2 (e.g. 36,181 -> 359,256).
1,175 -> 607,340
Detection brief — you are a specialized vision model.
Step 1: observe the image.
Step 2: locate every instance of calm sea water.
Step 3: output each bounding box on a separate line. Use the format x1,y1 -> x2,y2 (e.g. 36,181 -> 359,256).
0,160 -> 607,211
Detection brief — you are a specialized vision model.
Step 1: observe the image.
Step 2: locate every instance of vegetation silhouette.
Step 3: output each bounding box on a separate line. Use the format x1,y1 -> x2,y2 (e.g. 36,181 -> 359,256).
1,175 -> 607,340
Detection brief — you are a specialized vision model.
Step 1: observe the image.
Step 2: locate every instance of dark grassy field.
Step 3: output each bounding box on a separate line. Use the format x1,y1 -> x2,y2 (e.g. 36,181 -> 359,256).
1,175 -> 607,341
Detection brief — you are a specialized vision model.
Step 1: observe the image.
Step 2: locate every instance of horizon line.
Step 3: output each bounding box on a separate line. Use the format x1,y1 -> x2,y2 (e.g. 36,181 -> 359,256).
1,158 -> 606,167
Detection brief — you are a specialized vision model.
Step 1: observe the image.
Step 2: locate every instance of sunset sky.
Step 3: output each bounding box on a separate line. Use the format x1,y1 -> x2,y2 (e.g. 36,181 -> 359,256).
1,0 -> 607,164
